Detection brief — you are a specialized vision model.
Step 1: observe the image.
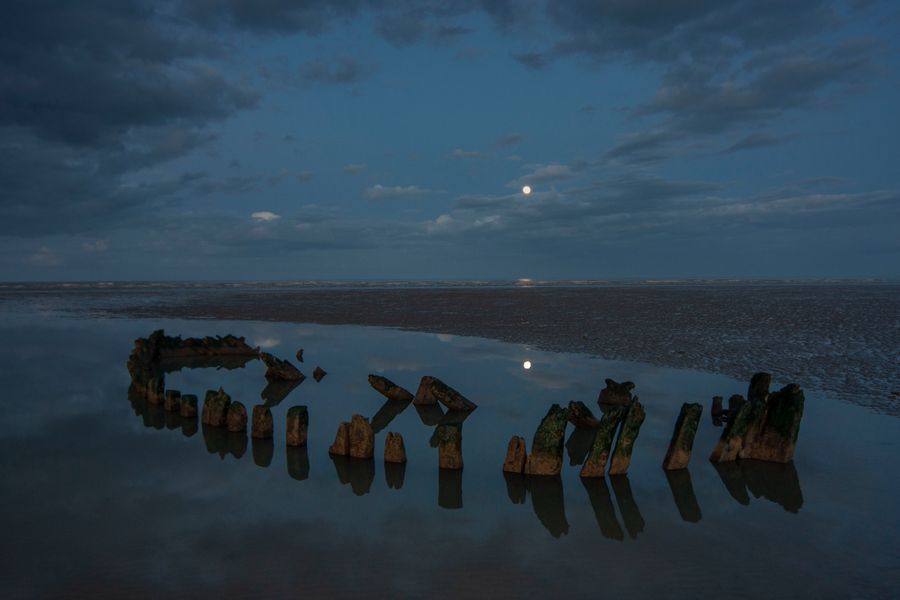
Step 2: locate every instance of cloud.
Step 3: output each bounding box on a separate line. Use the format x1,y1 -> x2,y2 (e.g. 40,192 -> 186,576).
251,212 -> 281,222
26,247 -> 63,267
343,163 -> 367,174
449,149 -> 481,159
81,240 -> 109,253
511,163 -> 579,187
494,133 -> 526,147
724,133 -> 792,153
513,52 -> 550,70
364,185 -> 435,201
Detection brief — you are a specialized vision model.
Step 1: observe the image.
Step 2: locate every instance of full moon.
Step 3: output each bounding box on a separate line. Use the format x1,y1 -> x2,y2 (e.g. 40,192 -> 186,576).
523,360 -> 532,369
522,185 -> 532,195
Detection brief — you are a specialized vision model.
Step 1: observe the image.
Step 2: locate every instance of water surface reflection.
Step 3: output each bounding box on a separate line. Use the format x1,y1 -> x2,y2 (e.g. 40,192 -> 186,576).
3,313 -> 896,599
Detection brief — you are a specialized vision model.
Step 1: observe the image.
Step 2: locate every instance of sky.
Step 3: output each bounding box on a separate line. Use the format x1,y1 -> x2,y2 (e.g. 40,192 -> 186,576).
2,0 -> 899,281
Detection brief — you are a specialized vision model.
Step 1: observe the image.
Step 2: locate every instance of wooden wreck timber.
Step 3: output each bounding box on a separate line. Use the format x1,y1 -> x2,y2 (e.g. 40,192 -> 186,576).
710,373 -> 805,464
608,398 -> 647,475
179,394 -> 198,418
259,352 -> 305,382
201,388 -> 231,427
368,374 -> 414,402
226,402 -> 248,433
662,403 -> 703,470
580,405 -> 627,478
329,421 -> 351,456
502,436 -> 527,473
251,405 -> 274,439
285,406 -> 309,447
567,401 -> 601,429
524,404 -> 569,476
127,330 -> 259,401
163,390 -> 181,413
436,422 -> 463,470
349,415 -> 375,459
597,378 -> 635,407
414,376 -> 478,412
384,432 -> 407,464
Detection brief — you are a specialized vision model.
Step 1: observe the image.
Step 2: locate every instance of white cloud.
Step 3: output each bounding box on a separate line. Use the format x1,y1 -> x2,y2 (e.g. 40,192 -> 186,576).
449,148 -> 480,159
343,163 -> 367,174
251,211 -> 281,222
364,184 -> 434,201
82,240 -> 109,253
26,247 -> 63,267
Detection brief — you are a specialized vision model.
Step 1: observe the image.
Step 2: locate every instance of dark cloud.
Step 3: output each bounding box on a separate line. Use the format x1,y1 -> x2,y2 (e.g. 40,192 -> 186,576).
179,0 -> 373,35
724,132 -> 791,153
494,133 -> 526,147
0,0 -> 257,239
513,51 -> 550,70
545,0 -> 838,65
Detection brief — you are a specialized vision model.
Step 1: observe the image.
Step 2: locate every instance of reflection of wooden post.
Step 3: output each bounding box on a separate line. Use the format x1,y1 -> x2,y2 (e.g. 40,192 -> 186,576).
610,475 -> 645,540
286,446 -> 309,481
252,437 -> 273,467
503,472 -> 527,505
665,469 -> 702,523
662,403 -> 703,470
608,399 -> 646,475
526,475 -> 569,538
581,477 -> 624,541
438,469 -> 463,509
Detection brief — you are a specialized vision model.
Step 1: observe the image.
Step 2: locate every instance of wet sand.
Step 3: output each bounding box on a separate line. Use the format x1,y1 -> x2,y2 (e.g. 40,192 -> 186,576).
79,283 -> 900,414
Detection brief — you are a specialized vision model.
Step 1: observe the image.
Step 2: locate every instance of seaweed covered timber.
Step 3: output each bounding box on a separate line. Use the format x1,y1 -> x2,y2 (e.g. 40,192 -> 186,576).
125,331 -> 809,534
127,329 -> 260,400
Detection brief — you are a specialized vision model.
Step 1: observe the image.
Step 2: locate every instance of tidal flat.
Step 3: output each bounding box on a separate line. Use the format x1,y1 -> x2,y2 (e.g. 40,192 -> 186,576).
0,285 -> 898,598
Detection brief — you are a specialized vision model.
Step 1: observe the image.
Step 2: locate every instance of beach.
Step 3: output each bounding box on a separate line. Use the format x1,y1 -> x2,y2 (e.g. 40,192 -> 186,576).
8,281 -> 894,414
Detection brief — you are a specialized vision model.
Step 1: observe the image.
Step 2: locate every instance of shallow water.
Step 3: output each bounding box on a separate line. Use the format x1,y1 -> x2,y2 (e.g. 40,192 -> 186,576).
0,310 -> 898,598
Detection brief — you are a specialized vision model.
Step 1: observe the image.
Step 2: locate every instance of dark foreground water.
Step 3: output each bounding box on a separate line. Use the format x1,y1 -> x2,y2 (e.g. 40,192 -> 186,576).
0,308 -> 898,598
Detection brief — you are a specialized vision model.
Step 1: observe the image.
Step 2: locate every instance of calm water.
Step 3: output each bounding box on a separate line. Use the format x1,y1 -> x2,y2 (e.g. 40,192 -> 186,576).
1,309 -> 898,598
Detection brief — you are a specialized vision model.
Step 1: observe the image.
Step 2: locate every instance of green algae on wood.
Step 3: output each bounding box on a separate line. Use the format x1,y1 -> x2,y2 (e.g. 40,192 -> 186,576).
580,405 -> 627,478
709,394 -> 751,462
608,398 -> 646,475
524,404 -> 569,476
740,384 -> 805,462
662,402 -> 703,470
436,422 -> 463,470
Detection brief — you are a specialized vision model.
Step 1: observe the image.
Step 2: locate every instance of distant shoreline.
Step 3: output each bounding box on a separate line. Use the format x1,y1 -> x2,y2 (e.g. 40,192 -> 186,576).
7,281 -> 895,415
0,277 -> 897,291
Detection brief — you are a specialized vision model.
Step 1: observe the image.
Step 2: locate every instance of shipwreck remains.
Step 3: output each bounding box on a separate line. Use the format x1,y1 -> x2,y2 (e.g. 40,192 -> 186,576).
414,376 -> 478,412
710,373 -> 805,464
524,404 -> 569,476
662,403 -> 703,470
